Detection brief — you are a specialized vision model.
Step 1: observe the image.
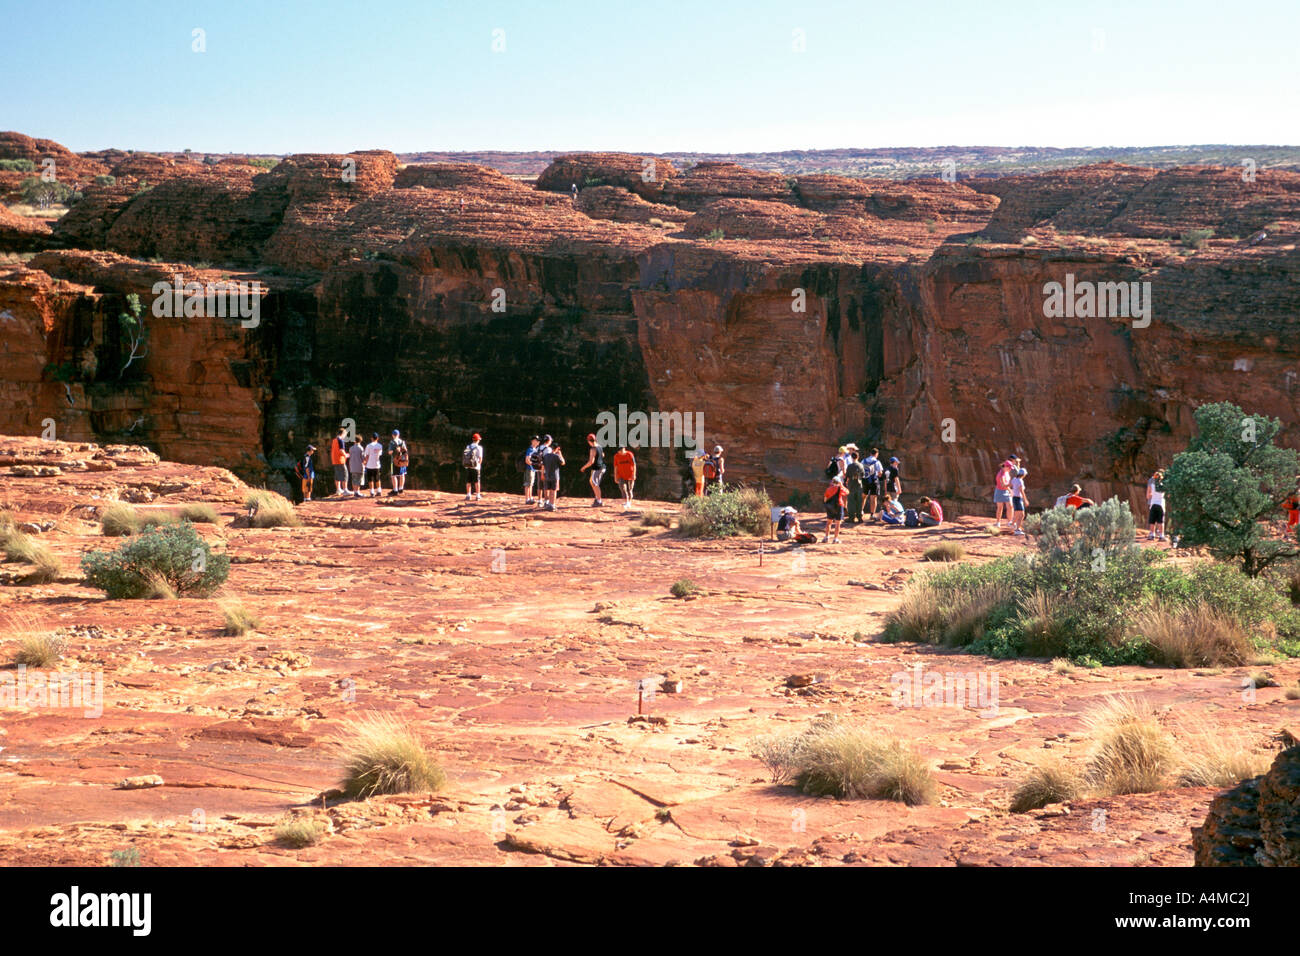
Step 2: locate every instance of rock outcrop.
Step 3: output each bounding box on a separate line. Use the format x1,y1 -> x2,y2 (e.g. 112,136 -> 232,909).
1193,746 -> 1300,866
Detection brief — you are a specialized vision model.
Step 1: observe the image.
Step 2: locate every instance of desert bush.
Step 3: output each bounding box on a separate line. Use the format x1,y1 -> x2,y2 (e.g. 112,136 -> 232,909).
704,228 -> 725,241
1009,757 -> 1084,812
100,503 -> 179,536
93,174 -> 117,186
275,817 -> 325,848
244,490 -> 300,528
1084,696 -> 1176,795
677,486 -> 772,538
640,511 -> 673,528
81,522 -> 229,599
1174,724 -> 1272,788
1180,227 -> 1215,249
922,542 -> 965,562
177,503 -> 219,523
220,599 -> 259,635
670,578 -> 699,599
0,158 -> 36,172
14,630 -> 65,667
2,528 -> 61,583
1134,602 -> 1251,667
337,714 -> 445,799
628,526 -> 651,537
792,724 -> 936,805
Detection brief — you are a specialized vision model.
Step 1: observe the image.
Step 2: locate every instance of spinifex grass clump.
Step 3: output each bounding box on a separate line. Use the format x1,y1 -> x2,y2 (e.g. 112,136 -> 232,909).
1,515 -> 61,584
1084,696 -> 1176,796
81,522 -> 229,599
337,714 -> 445,799
670,578 -> 699,599
244,490 -> 300,528
922,542 -> 965,562
275,817 -> 325,848
14,630 -> 65,667
1009,757 -> 1084,813
677,486 -> 772,538
177,503 -> 219,523
753,718 -> 936,805
220,599 -> 260,636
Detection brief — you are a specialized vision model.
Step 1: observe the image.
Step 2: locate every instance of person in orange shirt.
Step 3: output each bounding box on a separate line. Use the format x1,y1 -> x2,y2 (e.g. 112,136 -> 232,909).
823,475 -> 847,544
612,445 -> 637,511
1064,484 -> 1095,510
329,426 -> 349,497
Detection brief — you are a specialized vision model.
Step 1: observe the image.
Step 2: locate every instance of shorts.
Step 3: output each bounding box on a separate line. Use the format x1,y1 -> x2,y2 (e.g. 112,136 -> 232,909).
825,503 -> 845,521
994,489 -> 1013,504
365,467 -> 381,484
349,470 -> 363,486
618,478 -> 634,492
524,467 -> 536,483
1148,503 -> 1164,524
863,480 -> 880,497
393,465 -> 407,476
589,467 -> 605,485
463,467 -> 480,484
544,476 -> 559,491
1012,496 -> 1024,512
333,464 -> 347,482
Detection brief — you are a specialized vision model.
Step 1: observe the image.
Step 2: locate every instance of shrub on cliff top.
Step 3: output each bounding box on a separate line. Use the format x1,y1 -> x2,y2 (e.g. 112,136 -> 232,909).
81,522 -> 229,599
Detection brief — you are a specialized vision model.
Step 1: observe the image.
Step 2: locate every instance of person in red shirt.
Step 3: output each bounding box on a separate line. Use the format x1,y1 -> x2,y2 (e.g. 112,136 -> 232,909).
1064,484 -> 1095,510
918,496 -> 944,526
1284,477 -> 1300,530
823,475 -> 847,544
612,445 -> 637,511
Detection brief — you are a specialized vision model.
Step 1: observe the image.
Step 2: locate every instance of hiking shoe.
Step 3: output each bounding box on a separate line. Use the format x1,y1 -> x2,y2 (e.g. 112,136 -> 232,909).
475,494 -> 482,501
1014,529 -> 1025,536
465,494 -> 473,501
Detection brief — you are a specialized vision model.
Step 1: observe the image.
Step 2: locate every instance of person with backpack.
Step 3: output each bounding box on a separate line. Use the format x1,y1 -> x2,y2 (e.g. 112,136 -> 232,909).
822,474 -> 847,544
862,447 -> 883,519
579,433 -> 606,507
776,507 -> 817,544
613,444 -> 637,510
918,496 -> 944,527
347,435 -> 365,497
704,445 -> 724,493
1146,470 -> 1168,541
993,459 -> 1014,527
522,436 -> 541,505
463,432 -> 484,501
363,433 -> 384,497
844,451 -> 865,524
294,444 -> 317,504
541,442 -> 565,511
329,427 -> 349,497
531,436 -> 553,508
388,429 -> 410,496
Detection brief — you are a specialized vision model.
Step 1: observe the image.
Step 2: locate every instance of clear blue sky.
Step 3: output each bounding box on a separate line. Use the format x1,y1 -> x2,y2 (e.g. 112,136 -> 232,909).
3,0 -> 1297,153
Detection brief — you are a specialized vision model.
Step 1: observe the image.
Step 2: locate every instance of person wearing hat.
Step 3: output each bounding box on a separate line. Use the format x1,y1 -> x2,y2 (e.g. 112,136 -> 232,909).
579,432 -> 606,507
532,435 -> 554,508
844,450 -> 865,524
522,435 -> 542,505
704,445 -> 725,493
363,432 -> 385,497
294,444 -> 317,504
882,456 -> 902,499
776,506 -> 816,544
690,447 -> 708,497
464,432 -> 484,501
387,429 -> 410,496
823,474 -> 847,544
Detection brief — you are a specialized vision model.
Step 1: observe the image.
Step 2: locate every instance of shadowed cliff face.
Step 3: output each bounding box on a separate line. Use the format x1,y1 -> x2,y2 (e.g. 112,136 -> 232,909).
2,144 -> 1298,510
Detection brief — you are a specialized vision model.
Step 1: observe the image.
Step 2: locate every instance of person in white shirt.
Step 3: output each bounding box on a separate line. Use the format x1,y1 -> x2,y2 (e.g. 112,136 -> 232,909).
1010,468 -> 1029,535
1146,470 -> 1168,541
363,433 -> 384,497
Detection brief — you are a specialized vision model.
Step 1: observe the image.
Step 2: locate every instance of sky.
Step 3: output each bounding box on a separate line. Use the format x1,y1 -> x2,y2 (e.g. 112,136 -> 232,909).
3,0 -> 1297,154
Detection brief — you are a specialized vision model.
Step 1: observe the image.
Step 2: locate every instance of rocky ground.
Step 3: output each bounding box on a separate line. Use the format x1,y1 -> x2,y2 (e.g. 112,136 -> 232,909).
1,436 -> 1296,867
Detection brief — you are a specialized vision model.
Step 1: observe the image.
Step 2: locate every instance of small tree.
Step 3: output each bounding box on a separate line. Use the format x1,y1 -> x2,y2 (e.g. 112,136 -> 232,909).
1164,402 -> 1300,576
19,175 -> 73,209
118,293 -> 147,378
1035,496 -> 1136,565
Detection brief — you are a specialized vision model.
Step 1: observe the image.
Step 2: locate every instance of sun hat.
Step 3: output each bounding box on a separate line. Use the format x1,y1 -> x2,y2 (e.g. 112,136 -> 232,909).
472,432 -> 481,441
586,433 -> 596,441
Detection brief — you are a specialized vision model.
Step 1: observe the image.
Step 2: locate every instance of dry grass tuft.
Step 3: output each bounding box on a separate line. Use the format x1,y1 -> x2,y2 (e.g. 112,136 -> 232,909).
755,719 -> 936,805
1084,696 -> 1176,795
336,714 -> 445,799
244,490 -> 300,528
1134,602 -> 1251,668
220,599 -> 260,636
1010,757 -> 1084,813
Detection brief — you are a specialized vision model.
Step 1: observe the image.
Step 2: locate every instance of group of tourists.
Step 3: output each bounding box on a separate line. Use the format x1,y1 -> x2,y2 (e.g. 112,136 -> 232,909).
294,427 -> 410,501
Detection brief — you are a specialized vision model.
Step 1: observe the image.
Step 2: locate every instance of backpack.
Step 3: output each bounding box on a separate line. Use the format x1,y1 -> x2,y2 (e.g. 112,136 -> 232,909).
530,448 -> 547,470
462,444 -> 478,468
393,443 -> 409,468
824,459 -> 839,479
703,460 -> 719,480
904,508 -> 921,528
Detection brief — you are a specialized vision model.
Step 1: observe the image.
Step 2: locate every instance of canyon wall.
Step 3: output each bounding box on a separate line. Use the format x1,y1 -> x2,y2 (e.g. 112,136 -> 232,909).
2,140 -> 1297,510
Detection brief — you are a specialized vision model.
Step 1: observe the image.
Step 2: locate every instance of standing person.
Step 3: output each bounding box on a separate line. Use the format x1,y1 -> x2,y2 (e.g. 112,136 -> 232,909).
862,447 -> 882,520
522,436 -> 541,505
690,448 -> 707,497
542,442 -> 565,511
388,429 -> 409,496
882,456 -> 902,499
531,435 -> 553,508
347,435 -> 365,497
294,444 -> 317,504
822,474 -> 847,544
463,432 -> 484,501
704,445 -> 725,493
1146,470 -> 1168,541
1285,477 -> 1300,533
363,433 -> 384,497
612,444 -> 637,510
918,496 -> 944,527
579,433 -> 606,507
1010,467 -> 1029,535
844,451 -> 865,524
330,427 -> 349,497
993,459 -> 1014,527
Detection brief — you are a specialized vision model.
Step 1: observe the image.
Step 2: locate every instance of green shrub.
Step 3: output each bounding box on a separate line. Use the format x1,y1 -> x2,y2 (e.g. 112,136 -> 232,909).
677,486 -> 771,538
244,490 -> 299,528
0,158 -> 36,172
93,174 -> 117,186
704,228 -> 725,241
1180,227 -> 1214,249
81,523 -> 229,599
670,578 -> 699,599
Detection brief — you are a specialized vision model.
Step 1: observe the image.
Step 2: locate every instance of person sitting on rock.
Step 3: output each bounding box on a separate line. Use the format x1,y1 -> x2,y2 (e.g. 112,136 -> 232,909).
879,492 -> 905,525
776,506 -> 816,544
917,496 -> 944,527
